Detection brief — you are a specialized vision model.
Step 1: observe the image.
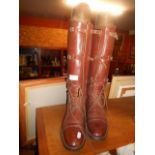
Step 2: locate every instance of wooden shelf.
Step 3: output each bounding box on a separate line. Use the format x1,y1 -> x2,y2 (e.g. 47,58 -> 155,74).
19,48 -> 67,80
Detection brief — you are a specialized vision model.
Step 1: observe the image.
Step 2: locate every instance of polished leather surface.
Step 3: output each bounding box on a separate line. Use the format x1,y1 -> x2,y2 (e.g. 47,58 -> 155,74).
86,25 -> 116,140
61,17 -> 93,150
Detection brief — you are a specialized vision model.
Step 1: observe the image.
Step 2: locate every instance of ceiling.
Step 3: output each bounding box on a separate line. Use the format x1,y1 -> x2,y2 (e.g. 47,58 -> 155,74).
19,0 -> 135,31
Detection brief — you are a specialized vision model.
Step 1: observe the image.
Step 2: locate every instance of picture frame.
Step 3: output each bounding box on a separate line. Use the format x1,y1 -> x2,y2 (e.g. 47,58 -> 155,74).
108,75 -> 135,99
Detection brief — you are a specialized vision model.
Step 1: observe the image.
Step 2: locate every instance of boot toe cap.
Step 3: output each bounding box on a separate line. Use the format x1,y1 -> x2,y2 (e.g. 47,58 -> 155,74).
87,120 -> 108,139
62,127 -> 85,150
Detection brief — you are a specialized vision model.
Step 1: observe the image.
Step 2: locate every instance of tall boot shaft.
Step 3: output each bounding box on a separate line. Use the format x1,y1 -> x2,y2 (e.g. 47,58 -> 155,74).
89,13 -> 116,86
67,16 -> 92,91
86,14 -> 116,140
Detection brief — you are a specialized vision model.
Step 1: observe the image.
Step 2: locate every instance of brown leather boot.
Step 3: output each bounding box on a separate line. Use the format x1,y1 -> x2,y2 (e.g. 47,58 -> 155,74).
86,14 -> 116,140
61,3 -> 92,150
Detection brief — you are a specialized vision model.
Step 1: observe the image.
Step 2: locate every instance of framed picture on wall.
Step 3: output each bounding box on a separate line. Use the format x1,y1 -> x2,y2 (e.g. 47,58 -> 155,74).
108,75 -> 135,99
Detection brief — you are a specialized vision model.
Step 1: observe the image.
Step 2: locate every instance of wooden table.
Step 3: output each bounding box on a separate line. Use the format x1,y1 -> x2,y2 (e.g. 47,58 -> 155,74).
36,97 -> 135,155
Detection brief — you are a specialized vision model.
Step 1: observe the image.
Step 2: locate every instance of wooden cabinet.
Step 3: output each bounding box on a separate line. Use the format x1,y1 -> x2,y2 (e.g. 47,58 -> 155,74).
19,48 -> 39,80
19,25 -> 67,49
19,17 -> 69,147
19,77 -> 66,147
19,48 -> 67,80
19,18 -> 68,80
108,31 -> 135,81
39,48 -> 67,78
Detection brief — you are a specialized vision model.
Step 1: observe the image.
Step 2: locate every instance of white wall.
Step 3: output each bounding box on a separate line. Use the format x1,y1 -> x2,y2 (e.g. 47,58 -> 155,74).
25,82 -> 66,140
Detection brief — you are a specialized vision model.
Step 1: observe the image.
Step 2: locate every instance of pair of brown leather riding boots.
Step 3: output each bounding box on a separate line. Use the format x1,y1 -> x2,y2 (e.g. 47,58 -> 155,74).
61,3 -> 116,150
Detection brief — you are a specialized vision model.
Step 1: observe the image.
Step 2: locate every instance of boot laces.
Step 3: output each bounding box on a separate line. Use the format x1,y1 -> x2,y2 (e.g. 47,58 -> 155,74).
89,82 -> 108,110
65,83 -> 85,123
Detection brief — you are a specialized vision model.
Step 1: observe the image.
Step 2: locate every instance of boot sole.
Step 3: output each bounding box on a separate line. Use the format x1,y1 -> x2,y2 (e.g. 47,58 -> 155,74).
60,129 -> 86,151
